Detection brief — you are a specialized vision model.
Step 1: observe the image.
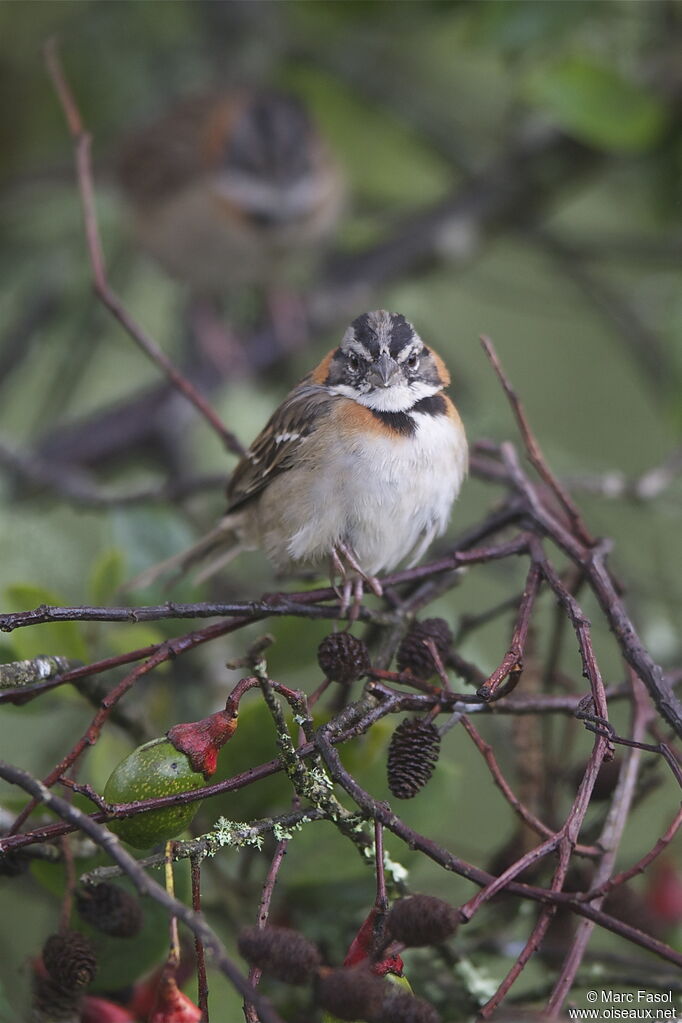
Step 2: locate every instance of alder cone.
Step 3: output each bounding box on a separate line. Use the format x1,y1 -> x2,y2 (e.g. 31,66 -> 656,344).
318,632 -> 371,684
387,718 -> 441,799
237,925 -> 322,984
316,966 -> 387,1021
42,931 -> 98,991
31,972 -> 82,1022
380,990 -> 441,1023
396,618 -> 452,680
386,895 -> 459,947
76,883 -> 143,938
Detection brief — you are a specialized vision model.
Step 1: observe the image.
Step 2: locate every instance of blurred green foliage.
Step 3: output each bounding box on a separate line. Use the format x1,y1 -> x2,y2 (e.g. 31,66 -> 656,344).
1,1 -> 681,1018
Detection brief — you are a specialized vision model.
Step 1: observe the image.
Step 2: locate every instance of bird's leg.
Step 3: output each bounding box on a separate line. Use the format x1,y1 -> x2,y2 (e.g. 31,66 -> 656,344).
329,548 -> 347,601
329,550 -> 355,628
335,540 -> 383,597
346,576 -> 365,625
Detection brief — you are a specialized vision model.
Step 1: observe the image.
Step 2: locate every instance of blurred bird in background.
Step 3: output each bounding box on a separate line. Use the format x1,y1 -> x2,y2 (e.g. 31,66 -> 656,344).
118,88 -> 345,361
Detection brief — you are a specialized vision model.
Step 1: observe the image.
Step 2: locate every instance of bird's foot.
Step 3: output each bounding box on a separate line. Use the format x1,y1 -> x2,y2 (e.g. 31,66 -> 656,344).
330,543 -> 382,626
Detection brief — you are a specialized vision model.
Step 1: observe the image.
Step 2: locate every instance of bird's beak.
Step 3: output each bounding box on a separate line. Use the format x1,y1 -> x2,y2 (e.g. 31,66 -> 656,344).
369,353 -> 401,388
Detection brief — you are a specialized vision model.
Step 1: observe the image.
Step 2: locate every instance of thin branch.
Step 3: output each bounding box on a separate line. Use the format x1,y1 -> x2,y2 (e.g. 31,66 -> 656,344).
480,335 -> 593,545
565,447 -> 682,503
0,435 -> 223,507
43,38 -> 245,458
7,616 -> 252,833
459,716 -> 598,856
312,727 -> 682,967
477,562 -> 542,700
500,442 -> 682,735
191,854 -> 209,1022
581,803 -> 682,902
546,673 -> 650,1014
0,758 -> 284,1023
534,228 -> 675,399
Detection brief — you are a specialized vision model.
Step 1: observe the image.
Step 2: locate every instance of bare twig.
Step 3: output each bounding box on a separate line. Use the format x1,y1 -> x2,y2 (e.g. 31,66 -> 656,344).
480,336 -> 593,545
477,562 -> 542,701
191,854 -> 209,1022
43,39 -> 245,458
0,758 -> 284,1023
546,673 -> 651,1014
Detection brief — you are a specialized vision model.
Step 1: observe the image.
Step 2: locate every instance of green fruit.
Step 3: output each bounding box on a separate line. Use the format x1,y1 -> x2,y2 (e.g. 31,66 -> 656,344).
103,738 -> 206,849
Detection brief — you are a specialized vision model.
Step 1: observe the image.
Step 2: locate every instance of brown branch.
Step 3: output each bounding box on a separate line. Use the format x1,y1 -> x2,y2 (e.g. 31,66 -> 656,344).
43,39 -> 245,458
565,446 -> 682,502
499,441 -> 682,735
191,854 -> 209,1022
0,533 -> 529,640
477,562 -> 542,700
459,716 -> 598,856
0,679 -> 656,857
312,726 -> 682,967
0,435 -> 223,507
580,803 -> 682,902
534,228 -> 675,399
480,335 -> 593,546
478,725 -> 612,1015
7,615 -> 252,833
545,673 -> 650,1015
243,834 -> 291,1023
0,758 -> 284,1023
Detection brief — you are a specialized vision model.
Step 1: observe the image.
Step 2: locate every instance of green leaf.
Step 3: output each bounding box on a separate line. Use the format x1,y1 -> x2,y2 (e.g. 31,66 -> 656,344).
104,622 -> 166,660
4,584 -> 88,662
89,548 -> 126,607
525,57 -> 667,152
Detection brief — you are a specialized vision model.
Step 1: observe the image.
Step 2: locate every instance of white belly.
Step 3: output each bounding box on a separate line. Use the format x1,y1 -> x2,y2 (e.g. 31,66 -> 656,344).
277,412 -> 467,574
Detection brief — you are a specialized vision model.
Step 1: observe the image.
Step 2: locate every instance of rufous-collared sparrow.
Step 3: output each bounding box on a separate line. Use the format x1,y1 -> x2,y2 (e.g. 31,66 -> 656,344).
133,310 -> 468,608
117,88 -> 344,294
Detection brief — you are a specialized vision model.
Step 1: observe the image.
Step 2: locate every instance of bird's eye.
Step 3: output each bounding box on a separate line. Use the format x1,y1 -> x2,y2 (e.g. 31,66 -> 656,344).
407,352 -> 420,370
348,354 -> 360,372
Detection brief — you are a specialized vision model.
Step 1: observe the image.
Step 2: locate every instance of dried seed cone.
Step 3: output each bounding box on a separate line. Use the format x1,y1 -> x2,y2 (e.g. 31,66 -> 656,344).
76,883 -> 144,938
42,931 -> 98,991
237,925 -> 321,984
0,849 -> 28,877
380,990 -> 441,1023
31,972 -> 82,1022
386,895 -> 458,947
387,718 -> 441,799
396,618 -> 452,680
316,966 -> 387,1021
318,633 -> 371,685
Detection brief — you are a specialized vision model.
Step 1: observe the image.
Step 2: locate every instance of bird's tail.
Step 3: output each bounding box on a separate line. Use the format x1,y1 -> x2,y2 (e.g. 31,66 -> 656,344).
124,515 -> 243,592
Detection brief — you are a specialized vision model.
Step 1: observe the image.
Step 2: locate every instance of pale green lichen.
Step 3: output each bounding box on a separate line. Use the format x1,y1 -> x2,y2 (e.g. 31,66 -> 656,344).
272,816 -> 310,842
308,767 -> 333,791
455,957 -> 499,1004
206,818 -> 264,854
383,852 -> 409,885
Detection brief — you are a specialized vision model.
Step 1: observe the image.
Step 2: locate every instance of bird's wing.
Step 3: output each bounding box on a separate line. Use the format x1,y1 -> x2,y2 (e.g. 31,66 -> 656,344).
226,380 -> 333,512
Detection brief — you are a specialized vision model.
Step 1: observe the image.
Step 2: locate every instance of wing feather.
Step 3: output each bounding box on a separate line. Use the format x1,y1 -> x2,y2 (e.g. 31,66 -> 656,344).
226,380 -> 331,512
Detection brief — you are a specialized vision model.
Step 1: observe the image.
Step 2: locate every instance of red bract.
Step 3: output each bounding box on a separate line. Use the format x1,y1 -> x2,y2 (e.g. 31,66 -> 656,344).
647,861 -> 682,926
148,967 -> 201,1023
81,995 -> 136,1022
343,907 -> 405,977
167,708 -> 239,778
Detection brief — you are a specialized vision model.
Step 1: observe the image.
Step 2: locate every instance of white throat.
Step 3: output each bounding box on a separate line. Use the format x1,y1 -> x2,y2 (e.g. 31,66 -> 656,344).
330,380 -> 442,413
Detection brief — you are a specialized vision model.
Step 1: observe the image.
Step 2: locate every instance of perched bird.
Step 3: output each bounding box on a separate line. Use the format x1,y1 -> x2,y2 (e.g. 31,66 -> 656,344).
117,88 -> 344,294
133,310 -> 468,610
